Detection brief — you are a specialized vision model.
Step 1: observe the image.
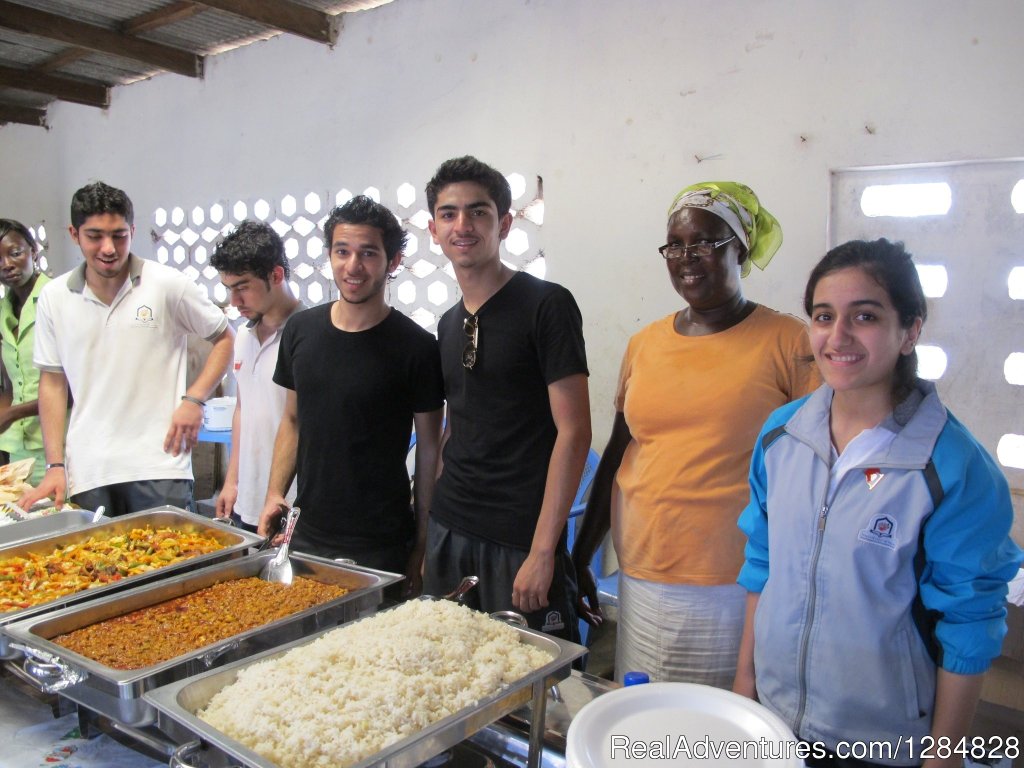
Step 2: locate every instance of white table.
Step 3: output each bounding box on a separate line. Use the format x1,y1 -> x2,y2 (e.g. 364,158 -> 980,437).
0,672 -> 162,768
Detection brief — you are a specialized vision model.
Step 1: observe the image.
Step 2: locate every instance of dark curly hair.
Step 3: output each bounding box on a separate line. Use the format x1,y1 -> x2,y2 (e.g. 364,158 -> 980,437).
210,220 -> 288,282
322,195 -> 408,261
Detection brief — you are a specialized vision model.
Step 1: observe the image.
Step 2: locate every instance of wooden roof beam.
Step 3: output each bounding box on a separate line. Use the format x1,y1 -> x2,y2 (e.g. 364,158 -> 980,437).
195,0 -> 339,45
0,0 -> 203,78
0,102 -> 47,127
0,64 -> 109,108
35,48 -> 92,74
35,4 -> 207,76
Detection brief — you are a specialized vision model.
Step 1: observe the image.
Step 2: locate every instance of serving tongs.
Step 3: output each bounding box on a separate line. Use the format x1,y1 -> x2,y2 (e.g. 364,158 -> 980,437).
259,506 -> 300,585
0,500 -> 98,522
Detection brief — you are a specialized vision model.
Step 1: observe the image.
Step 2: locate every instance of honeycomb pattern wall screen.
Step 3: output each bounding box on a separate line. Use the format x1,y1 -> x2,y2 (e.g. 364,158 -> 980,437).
151,175 -> 545,333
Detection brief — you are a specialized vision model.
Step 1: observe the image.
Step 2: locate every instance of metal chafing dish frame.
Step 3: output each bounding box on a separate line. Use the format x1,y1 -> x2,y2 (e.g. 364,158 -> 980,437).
0,506 -> 263,660
145,613 -> 587,768
3,551 -> 401,728
0,508 -> 106,548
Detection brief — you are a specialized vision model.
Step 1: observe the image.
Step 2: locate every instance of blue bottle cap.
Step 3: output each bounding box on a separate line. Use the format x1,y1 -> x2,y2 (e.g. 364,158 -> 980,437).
623,671 -> 650,686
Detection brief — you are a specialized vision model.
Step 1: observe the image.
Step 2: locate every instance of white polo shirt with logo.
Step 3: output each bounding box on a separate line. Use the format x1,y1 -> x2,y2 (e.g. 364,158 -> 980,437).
231,305 -> 302,526
34,255 -> 228,496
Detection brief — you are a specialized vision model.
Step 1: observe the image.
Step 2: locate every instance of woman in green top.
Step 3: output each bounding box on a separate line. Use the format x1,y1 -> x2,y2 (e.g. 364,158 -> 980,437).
0,219 -> 51,485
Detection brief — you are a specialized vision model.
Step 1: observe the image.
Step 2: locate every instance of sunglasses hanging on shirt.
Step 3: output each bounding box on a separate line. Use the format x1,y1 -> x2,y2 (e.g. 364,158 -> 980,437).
463,314 -> 479,370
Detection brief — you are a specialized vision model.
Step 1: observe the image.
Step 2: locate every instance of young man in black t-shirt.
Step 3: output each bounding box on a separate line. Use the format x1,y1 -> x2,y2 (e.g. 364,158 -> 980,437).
423,156 -> 591,640
260,196 -> 443,598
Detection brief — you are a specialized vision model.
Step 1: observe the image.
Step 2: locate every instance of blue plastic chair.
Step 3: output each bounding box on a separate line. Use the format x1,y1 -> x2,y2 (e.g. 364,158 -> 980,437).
566,448 -> 600,548
564,449 -> 621,645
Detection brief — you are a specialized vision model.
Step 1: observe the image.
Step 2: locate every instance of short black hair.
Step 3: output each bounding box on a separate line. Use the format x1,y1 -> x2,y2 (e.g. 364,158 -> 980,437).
70,181 -> 134,229
211,220 -> 288,281
0,219 -> 37,252
425,156 -> 512,217
322,195 -> 408,261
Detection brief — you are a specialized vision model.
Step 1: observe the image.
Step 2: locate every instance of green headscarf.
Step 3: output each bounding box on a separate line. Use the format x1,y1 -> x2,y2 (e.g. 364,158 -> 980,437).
667,182 -> 782,278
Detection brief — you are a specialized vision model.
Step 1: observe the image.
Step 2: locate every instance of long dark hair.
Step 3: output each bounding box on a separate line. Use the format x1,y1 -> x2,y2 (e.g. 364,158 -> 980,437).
804,238 -> 927,404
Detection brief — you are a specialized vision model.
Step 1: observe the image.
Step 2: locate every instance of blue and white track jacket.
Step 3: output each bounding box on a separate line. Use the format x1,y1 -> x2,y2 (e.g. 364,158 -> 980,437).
738,381 -> 1022,765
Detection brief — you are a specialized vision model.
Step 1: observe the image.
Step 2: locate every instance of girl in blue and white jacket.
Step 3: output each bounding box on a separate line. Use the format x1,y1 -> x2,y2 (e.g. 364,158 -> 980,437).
734,239 -> 1022,768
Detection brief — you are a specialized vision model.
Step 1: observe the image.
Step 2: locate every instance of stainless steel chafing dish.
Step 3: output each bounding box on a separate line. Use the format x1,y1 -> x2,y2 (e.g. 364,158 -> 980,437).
0,506 -> 263,659
3,551 -> 400,727
145,614 -> 586,768
0,508 -> 105,548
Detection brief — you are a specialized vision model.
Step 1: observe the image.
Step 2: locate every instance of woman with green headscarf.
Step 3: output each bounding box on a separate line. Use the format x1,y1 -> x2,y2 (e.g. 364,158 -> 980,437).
571,182 -> 818,687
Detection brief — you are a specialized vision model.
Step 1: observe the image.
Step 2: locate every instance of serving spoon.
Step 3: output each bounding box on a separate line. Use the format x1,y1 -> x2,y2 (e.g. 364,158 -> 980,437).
260,506 -> 300,585
442,575 -> 479,602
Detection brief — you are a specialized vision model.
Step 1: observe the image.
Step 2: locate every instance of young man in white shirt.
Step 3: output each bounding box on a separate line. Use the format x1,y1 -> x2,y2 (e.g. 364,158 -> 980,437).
211,221 -> 302,532
21,181 -> 234,515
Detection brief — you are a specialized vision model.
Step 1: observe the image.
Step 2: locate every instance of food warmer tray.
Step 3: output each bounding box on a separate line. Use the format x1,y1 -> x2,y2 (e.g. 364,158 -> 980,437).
0,506 -> 263,659
4,552 -> 401,728
145,616 -> 586,768
0,508 -> 106,548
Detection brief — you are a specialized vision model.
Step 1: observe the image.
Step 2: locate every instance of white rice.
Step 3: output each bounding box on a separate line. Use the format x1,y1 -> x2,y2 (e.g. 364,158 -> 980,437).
198,599 -> 555,768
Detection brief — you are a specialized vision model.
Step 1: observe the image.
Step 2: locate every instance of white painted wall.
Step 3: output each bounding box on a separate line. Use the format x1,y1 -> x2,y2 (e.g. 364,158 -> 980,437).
2,0 -> 1023,457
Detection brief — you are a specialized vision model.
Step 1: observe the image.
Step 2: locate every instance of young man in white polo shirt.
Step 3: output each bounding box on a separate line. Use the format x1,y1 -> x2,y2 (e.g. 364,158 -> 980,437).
210,221 -> 302,533
21,182 -> 234,516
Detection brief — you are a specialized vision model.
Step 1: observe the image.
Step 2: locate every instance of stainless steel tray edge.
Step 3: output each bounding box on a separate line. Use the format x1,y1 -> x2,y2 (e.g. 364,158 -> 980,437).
145,620 -> 585,768
0,509 -> 106,548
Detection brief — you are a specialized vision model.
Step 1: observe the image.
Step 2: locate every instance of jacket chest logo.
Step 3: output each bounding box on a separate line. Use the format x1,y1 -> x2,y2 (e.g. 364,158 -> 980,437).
864,467 -> 884,490
858,514 -> 898,550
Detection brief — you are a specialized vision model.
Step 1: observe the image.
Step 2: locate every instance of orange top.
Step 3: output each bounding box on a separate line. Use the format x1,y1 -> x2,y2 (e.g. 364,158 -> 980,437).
612,306 -> 818,584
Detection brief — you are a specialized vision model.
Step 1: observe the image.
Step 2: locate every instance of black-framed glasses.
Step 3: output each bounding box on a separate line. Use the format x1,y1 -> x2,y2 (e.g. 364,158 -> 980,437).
463,314 -> 479,370
658,235 -> 737,260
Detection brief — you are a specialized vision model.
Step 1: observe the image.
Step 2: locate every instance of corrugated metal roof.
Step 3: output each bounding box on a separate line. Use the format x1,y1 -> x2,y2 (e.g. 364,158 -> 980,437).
0,0 -> 398,126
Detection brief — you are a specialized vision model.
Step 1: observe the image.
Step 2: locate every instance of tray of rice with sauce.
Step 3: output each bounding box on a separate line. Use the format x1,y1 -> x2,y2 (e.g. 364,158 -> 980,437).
3,551 -> 400,727
146,598 -> 587,768
0,506 -> 263,660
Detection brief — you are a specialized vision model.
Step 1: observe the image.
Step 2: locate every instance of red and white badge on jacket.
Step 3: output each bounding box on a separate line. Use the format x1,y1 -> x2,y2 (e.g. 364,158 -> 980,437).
864,468 -> 884,490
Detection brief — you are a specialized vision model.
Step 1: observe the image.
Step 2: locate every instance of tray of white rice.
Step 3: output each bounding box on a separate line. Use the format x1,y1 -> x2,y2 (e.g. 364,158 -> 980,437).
146,598 -> 587,768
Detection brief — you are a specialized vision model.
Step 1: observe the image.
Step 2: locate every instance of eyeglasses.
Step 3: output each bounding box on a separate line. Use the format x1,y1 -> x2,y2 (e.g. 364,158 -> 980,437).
463,314 -> 479,370
658,235 -> 737,260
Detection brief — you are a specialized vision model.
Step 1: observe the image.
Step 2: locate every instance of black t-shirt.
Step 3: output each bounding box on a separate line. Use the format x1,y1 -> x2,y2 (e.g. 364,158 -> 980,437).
274,305 -> 444,549
431,272 -> 589,549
